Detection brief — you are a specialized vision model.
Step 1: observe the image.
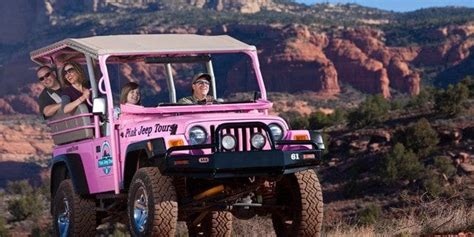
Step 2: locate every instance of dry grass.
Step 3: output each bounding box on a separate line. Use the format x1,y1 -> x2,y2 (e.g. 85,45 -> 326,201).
323,199 -> 474,236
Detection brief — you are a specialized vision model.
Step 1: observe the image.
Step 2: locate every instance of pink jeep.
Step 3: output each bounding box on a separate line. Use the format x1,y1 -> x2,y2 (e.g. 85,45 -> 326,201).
30,34 -> 324,237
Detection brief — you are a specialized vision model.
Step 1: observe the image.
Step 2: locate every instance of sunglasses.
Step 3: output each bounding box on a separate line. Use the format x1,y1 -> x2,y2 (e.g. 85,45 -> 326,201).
38,71 -> 52,82
64,67 -> 76,75
194,79 -> 210,85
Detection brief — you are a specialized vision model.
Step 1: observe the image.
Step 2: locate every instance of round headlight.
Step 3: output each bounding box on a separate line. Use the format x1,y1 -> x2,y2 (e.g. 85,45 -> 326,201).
251,133 -> 266,149
221,134 -> 236,150
268,123 -> 283,141
189,126 -> 207,145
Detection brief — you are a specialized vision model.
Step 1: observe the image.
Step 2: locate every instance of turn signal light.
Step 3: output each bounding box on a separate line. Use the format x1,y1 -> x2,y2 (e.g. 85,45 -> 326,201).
293,134 -> 309,141
168,139 -> 184,148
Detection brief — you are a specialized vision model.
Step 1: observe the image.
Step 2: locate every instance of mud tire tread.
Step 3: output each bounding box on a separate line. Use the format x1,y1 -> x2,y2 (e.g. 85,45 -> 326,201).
128,167 -> 178,237
53,179 -> 96,237
272,169 -> 323,237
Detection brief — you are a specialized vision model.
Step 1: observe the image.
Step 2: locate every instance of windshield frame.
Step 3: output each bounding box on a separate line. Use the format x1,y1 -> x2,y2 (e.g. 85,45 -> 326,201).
99,49 -> 268,118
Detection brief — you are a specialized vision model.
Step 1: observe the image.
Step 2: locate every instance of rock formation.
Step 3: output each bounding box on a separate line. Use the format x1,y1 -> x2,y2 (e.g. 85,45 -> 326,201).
0,116 -> 53,162
2,2 -> 474,113
325,38 -> 391,97
42,0 -> 276,14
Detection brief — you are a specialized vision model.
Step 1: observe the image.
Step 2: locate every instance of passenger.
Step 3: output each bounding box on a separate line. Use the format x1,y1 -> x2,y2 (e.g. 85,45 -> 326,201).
61,62 -> 91,114
178,73 -> 216,105
120,82 -> 141,105
36,65 -> 62,119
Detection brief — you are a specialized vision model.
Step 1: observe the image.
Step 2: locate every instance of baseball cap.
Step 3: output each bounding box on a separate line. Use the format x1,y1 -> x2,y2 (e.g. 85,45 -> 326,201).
192,73 -> 212,84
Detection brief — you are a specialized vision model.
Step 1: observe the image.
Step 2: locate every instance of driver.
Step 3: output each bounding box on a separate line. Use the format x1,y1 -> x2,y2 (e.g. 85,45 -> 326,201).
178,73 -> 216,105
61,62 -> 91,113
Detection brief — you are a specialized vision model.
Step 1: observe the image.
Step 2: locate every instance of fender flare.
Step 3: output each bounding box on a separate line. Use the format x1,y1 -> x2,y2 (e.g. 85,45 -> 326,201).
50,153 -> 89,197
123,138 -> 166,190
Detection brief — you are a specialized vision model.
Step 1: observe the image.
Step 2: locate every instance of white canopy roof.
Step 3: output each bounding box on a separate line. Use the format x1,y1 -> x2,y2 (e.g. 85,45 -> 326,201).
30,34 -> 256,65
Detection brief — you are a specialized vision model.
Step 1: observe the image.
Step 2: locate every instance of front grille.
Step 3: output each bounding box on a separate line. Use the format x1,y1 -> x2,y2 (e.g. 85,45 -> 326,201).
211,122 -> 274,152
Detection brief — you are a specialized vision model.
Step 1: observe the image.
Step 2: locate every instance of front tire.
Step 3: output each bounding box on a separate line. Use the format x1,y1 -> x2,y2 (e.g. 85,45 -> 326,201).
128,167 -> 178,237
271,169 -> 323,237
52,179 -> 96,237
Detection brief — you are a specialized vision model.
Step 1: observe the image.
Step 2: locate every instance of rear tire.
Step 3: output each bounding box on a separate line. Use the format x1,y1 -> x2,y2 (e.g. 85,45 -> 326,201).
271,169 -> 323,237
187,211 -> 233,237
52,179 -> 96,237
128,167 -> 178,237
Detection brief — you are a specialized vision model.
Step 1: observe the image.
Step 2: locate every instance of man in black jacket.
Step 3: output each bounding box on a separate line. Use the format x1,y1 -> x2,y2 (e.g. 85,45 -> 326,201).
36,66 -> 62,119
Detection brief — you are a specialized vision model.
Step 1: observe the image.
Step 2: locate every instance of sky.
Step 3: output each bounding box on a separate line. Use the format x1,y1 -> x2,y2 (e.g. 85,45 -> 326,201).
295,0 -> 474,12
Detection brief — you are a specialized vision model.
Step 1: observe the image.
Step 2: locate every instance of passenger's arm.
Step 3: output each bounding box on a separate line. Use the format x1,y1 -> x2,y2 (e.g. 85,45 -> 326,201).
63,96 -> 87,114
63,90 -> 90,114
43,103 -> 61,117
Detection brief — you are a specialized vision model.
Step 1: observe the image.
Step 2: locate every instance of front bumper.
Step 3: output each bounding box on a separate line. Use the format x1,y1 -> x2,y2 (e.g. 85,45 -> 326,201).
159,141 -> 322,178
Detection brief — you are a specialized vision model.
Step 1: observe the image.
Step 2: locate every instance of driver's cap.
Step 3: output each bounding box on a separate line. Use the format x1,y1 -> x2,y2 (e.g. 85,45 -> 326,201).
192,73 -> 212,84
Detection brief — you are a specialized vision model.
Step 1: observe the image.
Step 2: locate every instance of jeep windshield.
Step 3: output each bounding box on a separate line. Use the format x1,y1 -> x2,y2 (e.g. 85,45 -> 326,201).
107,52 -> 269,114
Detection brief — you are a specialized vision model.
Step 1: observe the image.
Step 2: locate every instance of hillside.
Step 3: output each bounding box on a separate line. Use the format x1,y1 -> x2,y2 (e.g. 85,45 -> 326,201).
0,79 -> 473,236
1,1 -> 474,114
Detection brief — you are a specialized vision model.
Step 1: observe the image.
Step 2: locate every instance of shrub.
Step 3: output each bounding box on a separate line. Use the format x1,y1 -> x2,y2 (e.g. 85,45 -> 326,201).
432,156 -> 456,178
331,108 -> 347,124
396,118 -> 439,157
434,83 -> 469,117
7,190 -> 44,221
406,87 -> 435,110
421,172 -> 443,198
348,94 -> 390,128
31,225 -> 52,237
0,216 -> 8,237
380,143 -> 424,184
39,176 -> 51,202
390,99 -> 403,110
308,108 -> 347,130
343,180 -> 364,198
358,204 -> 382,226
308,111 -> 331,130
279,110 -> 308,129
6,180 -> 33,195
290,116 -> 309,129
460,76 -> 474,98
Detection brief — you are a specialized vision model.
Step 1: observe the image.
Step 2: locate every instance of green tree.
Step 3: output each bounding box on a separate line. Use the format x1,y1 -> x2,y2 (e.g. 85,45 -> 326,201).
434,83 -> 469,117
396,118 -> 439,157
348,94 -> 390,128
380,143 -> 424,184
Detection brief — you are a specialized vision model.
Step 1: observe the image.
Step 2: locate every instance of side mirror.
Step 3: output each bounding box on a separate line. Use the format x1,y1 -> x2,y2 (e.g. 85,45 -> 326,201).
92,98 -> 106,115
